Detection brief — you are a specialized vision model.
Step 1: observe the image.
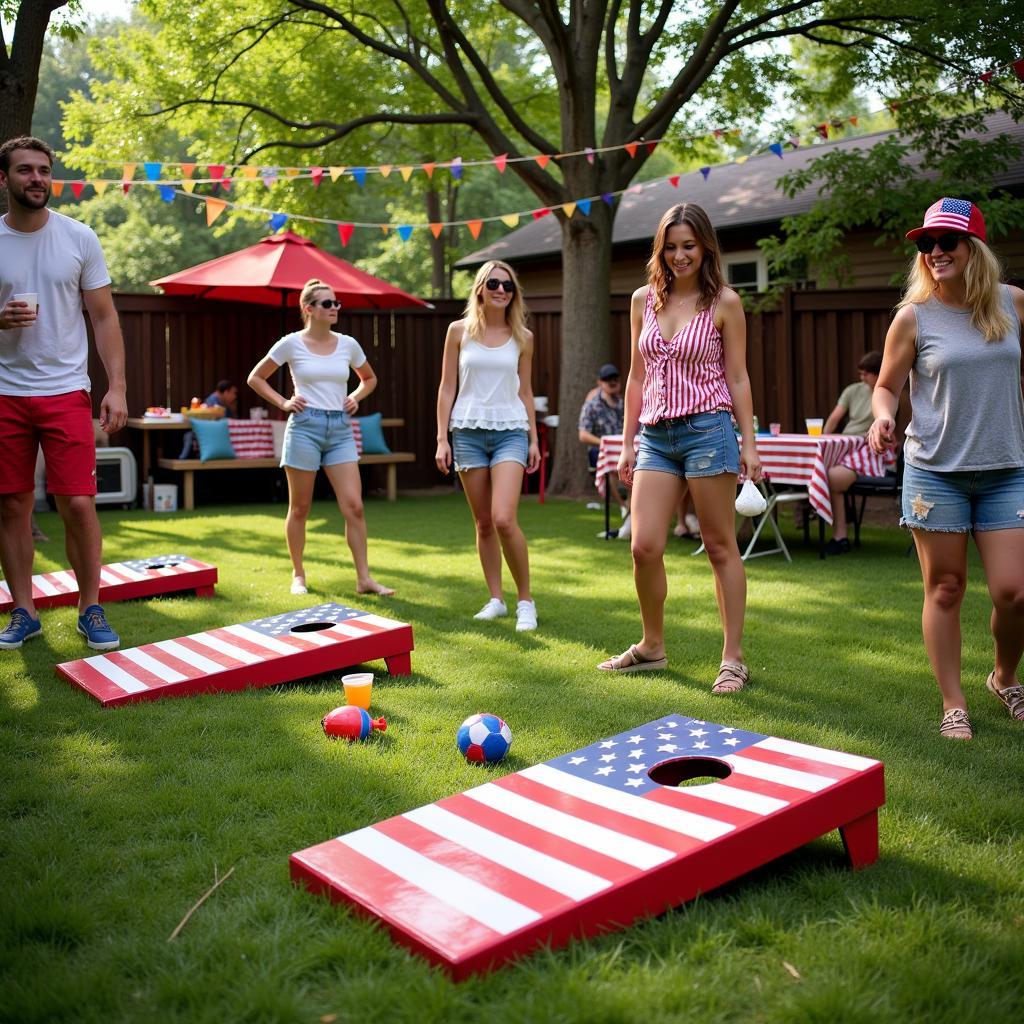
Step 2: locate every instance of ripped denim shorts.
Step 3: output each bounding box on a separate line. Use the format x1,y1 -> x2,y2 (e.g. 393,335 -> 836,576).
900,462 -> 1024,532
635,410 -> 740,479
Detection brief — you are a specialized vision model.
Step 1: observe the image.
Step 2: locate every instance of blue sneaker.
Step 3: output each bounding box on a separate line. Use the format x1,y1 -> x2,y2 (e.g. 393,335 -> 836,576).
0,608 -> 43,650
77,605 -> 120,651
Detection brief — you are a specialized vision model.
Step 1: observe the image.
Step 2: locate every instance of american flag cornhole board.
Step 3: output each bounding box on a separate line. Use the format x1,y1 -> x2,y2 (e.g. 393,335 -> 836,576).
55,603 -> 413,708
0,554 -> 217,614
291,714 -> 884,979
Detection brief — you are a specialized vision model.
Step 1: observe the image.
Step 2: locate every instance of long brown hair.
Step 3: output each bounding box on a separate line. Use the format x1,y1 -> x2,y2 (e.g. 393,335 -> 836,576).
463,260 -> 529,347
646,203 -> 725,313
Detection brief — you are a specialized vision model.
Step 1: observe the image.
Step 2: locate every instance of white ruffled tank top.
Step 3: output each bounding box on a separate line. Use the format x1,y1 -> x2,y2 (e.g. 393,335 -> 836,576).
449,337 -> 529,431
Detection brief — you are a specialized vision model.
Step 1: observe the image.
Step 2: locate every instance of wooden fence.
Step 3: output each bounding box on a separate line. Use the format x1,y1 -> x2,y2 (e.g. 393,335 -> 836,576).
94,289 -> 902,492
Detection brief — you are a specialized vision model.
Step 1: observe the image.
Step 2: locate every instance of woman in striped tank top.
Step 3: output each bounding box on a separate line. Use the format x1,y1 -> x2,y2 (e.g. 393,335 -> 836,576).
598,203 -> 762,692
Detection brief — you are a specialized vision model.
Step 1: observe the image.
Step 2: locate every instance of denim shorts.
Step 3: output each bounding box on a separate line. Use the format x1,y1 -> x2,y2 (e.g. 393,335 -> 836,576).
901,462 -> 1024,532
281,408 -> 358,471
451,428 -> 529,472
635,410 -> 740,479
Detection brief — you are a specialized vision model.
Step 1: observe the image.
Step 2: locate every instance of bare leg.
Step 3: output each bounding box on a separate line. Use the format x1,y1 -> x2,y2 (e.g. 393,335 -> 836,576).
54,494 -> 102,612
323,461 -> 393,595
283,466 -> 317,581
828,465 -> 857,541
974,529 -> 1024,689
459,468 -> 503,599
913,529 -> 969,711
688,474 -> 746,664
489,460 -> 531,601
0,491 -> 37,615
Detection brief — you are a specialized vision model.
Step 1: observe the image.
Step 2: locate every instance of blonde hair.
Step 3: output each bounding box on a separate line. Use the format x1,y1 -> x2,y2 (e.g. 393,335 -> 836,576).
899,237 -> 1012,342
463,260 -> 529,347
299,278 -> 332,325
646,203 -> 725,313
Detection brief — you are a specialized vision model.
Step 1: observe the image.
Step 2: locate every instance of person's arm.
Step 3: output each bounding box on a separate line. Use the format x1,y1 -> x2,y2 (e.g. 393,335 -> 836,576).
823,399 -> 847,435
719,288 -> 762,482
247,354 -> 305,414
82,285 -> 127,434
347,359 -> 377,413
435,321 -> 462,475
618,288 -> 647,484
517,330 -> 541,473
578,399 -> 601,447
579,428 -> 602,447
868,305 -> 917,453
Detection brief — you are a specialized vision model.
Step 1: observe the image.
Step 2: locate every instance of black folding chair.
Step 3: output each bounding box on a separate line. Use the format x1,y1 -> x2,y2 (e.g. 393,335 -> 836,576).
843,449 -> 904,548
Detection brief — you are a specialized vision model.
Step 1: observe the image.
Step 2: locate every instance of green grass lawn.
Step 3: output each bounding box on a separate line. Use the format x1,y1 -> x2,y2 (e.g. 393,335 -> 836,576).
2,494 -> 1022,1024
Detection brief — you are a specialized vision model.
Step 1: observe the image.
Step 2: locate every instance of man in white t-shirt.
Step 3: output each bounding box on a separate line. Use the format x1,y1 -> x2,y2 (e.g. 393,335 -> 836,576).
0,136 -> 128,651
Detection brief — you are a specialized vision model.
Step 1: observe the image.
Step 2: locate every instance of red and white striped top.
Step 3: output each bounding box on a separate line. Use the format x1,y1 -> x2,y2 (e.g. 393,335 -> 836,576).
638,287 -> 732,424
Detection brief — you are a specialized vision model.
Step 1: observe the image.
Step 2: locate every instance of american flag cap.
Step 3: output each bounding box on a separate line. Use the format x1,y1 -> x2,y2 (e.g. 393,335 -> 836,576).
906,197 -> 987,242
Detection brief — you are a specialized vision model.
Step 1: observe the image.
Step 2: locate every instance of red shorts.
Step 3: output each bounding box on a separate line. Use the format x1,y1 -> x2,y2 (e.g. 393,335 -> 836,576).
0,391 -> 97,496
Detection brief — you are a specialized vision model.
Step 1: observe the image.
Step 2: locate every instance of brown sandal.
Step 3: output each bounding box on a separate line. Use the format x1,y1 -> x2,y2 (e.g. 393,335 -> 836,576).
939,707 -> 973,740
986,672 -> 1024,722
712,660 -> 749,694
598,644 -> 668,673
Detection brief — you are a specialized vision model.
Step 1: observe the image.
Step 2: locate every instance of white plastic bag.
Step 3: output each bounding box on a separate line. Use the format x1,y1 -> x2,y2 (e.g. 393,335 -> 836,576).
735,479 -> 767,517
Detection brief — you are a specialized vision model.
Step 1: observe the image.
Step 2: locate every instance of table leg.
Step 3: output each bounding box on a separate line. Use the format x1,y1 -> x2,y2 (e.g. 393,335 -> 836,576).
386,465 -> 397,502
141,432 -> 151,486
183,472 -> 195,511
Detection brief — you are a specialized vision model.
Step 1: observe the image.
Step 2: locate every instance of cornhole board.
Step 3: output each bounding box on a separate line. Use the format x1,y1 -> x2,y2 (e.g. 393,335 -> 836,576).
0,554 -> 217,613
55,603 -> 413,708
291,714 -> 884,980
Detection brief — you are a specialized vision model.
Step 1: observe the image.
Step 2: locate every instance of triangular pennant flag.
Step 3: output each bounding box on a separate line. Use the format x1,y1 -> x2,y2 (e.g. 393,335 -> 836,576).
261,169 -> 278,188
144,162 -> 162,181
378,164 -> 393,178
205,198 -> 227,226
181,179 -> 197,194
450,157 -> 462,181
848,116 -> 858,127
429,223 -> 444,238
310,167 -> 324,186
532,208 -> 551,219
980,71 -> 994,84
700,167 -> 710,180
380,225 -> 390,236
92,180 -> 111,195
624,142 -> 638,158
1013,58 -> 1024,83
180,163 -> 196,179
422,162 -> 436,178
816,123 -> 830,139
886,102 -> 900,114
768,143 -> 784,158
159,185 -> 175,203
584,147 -> 595,164
534,154 -> 550,169
730,128 -> 742,137
122,183 -> 131,194
241,166 -> 259,179
207,164 -> 225,180
328,166 -> 345,182
269,212 -> 288,232
70,181 -> 86,199
713,129 -> 723,139
788,136 -> 800,148
494,154 -> 508,173
466,219 -> 483,239
646,141 -> 657,156
337,223 -> 354,246
601,192 -> 615,205
351,167 -> 367,187
669,175 -> 680,187
397,224 -> 413,241
500,214 -> 520,228
561,202 -> 576,219
282,167 -> 299,178
122,163 -> 136,182
399,166 -> 414,182
735,155 -> 749,165
51,181 -> 64,197
220,178 -> 232,191
577,199 -> 591,216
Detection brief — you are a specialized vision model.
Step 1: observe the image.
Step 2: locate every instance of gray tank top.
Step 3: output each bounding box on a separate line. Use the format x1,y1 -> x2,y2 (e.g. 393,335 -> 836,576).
904,286 -> 1024,472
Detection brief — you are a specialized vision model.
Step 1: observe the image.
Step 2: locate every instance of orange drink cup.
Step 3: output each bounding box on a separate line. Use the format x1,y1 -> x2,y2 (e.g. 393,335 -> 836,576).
805,418 -> 823,436
342,672 -> 373,709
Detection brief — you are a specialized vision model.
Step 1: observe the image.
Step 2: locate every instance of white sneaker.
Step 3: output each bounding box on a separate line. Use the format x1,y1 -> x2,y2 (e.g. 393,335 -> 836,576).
617,515 -> 631,540
515,600 -> 538,632
290,576 -> 308,596
684,512 -> 700,536
474,598 -> 507,620
620,506 -> 629,519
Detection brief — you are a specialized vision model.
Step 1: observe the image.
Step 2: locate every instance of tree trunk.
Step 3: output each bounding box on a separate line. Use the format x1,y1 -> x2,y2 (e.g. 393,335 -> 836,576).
424,187 -> 448,298
0,2 -> 62,144
547,200 -> 614,496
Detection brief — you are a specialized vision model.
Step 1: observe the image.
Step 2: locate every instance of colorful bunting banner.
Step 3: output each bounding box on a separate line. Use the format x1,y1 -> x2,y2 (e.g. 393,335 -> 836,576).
205,198 -> 227,226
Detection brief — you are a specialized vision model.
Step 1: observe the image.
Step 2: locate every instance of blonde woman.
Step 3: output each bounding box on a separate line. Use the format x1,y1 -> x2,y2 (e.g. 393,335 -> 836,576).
436,260 -> 540,631
868,199 -> 1024,739
248,278 -> 394,597
599,203 -> 761,690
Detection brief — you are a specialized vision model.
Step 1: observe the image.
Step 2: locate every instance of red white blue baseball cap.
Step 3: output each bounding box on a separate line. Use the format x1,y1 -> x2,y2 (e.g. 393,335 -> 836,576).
906,197 -> 987,243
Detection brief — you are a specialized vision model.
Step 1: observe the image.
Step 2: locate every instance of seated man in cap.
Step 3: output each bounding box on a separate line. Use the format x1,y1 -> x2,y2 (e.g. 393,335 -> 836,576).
578,363 -> 631,538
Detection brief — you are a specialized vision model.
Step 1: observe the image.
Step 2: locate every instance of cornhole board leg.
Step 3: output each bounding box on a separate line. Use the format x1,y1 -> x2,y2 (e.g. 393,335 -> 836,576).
839,808 -> 879,870
193,586 -> 216,599
385,651 -> 411,676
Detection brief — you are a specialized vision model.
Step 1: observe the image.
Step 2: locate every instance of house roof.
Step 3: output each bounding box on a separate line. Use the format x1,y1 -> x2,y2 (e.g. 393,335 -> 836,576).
458,111 -> 1024,268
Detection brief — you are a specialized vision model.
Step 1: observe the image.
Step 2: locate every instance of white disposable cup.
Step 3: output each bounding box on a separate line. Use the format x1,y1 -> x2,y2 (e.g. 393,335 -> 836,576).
805,417 -> 824,435
13,292 -> 38,314
342,672 -> 373,709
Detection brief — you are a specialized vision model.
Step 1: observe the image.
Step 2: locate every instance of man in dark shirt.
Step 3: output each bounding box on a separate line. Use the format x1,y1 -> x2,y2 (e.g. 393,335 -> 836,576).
203,379 -> 238,416
579,363 -> 630,537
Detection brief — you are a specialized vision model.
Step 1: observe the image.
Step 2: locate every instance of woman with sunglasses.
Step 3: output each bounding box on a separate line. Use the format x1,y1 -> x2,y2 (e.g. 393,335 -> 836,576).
436,260 -> 540,631
599,202 -> 761,691
868,198 -> 1024,739
248,278 -> 394,597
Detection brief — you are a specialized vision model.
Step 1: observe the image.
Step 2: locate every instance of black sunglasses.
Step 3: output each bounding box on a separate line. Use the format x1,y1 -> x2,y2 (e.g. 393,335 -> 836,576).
485,278 -> 515,293
915,232 -> 964,255
309,299 -> 341,309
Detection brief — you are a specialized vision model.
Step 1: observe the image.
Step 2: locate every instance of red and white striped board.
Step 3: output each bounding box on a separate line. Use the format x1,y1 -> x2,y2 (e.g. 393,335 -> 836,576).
1,554 -> 217,613
291,714 -> 884,979
55,603 -> 413,707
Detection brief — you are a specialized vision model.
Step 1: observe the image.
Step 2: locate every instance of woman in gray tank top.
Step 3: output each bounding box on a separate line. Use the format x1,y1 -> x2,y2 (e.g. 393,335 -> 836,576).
868,198 -> 1024,740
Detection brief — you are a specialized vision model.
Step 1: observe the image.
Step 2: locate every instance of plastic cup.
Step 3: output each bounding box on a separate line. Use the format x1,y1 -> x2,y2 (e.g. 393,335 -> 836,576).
342,672 -> 373,709
805,418 -> 823,436
13,292 -> 38,314
769,422 -> 781,436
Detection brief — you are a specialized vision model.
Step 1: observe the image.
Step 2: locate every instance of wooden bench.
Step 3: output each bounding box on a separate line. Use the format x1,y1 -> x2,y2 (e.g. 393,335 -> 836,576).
157,417 -> 414,510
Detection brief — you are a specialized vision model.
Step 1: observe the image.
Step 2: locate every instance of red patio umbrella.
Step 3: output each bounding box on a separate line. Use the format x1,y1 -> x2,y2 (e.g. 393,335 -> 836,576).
150,230 -> 429,310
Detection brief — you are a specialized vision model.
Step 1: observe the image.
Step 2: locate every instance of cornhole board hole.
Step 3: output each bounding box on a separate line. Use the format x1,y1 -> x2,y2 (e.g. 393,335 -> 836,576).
1,554 -> 217,613
55,603 -> 413,708
291,714 -> 884,980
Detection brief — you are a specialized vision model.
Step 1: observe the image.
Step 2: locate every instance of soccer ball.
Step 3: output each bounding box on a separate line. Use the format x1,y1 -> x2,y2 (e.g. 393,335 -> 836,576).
456,713 -> 512,764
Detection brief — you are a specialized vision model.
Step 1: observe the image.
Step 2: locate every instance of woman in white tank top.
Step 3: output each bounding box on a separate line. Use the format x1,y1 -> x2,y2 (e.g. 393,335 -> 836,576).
435,260 -> 540,631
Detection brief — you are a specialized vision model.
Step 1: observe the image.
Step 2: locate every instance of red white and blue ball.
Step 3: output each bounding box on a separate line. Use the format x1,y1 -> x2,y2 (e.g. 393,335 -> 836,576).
457,713 -> 512,764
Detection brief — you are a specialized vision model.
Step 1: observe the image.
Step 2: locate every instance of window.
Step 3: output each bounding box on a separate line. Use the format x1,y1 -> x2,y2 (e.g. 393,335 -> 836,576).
723,249 -> 768,292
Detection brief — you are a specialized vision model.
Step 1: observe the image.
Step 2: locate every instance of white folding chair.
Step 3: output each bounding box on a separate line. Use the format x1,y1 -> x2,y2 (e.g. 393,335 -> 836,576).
692,482 -> 807,563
